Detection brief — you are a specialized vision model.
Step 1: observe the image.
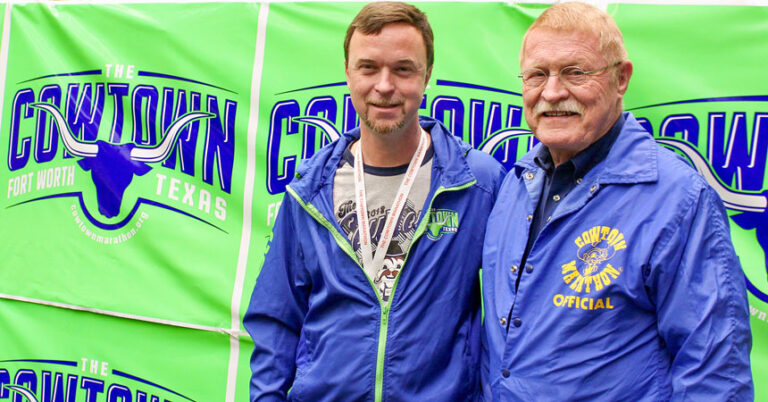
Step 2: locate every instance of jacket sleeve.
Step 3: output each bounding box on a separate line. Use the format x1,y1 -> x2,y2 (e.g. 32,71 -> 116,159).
243,194 -> 311,401
647,185 -> 753,400
470,149 -> 506,402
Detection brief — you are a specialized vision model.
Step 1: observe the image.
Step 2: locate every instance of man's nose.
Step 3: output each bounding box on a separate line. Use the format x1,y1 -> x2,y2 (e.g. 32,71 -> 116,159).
374,69 -> 395,94
540,75 -> 570,103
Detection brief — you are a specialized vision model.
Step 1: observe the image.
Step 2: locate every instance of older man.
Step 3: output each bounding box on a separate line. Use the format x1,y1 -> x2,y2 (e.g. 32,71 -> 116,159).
482,2 -> 753,400
244,2 -> 504,401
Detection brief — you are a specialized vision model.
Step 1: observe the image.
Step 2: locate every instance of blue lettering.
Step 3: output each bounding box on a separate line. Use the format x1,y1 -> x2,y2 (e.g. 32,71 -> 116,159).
342,94 -> 358,133
0,369 -> 9,398
107,83 -> 129,142
35,85 -> 62,163
303,96 -> 337,159
431,96 -> 464,139
492,105 -> 524,169
14,369 -> 36,402
8,88 -> 34,170
708,112 -> 767,191
107,383 -> 131,402
660,114 -> 698,145
66,83 -> 104,146
42,371 -> 77,402
267,100 -> 300,195
132,85 -> 159,146
469,99 -> 486,148
470,99 -> 517,166
507,105 -> 522,128
203,96 -> 236,193
161,88 -> 202,176
80,377 -> 104,402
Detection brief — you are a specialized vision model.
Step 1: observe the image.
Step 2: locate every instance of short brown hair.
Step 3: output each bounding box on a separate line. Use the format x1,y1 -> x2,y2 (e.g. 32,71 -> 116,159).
344,2 -> 434,67
520,2 -> 627,68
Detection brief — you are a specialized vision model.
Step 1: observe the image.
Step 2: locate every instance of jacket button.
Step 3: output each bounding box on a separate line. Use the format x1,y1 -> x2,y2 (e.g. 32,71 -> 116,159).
510,265 -> 518,274
590,185 -> 598,192
513,318 -> 522,327
525,172 -> 534,180
500,317 -> 507,326
501,369 -> 510,378
553,194 -> 561,202
526,215 -> 532,221
525,264 -> 533,273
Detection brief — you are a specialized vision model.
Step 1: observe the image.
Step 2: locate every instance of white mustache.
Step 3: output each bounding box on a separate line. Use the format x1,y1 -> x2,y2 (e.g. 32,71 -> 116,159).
533,99 -> 584,116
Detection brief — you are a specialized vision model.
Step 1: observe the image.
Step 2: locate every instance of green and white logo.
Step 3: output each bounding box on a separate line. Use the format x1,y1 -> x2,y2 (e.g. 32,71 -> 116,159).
426,209 -> 459,241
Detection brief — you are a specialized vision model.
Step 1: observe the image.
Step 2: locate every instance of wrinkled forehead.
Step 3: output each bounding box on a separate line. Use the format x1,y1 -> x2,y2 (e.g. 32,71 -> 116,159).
520,27 -> 603,68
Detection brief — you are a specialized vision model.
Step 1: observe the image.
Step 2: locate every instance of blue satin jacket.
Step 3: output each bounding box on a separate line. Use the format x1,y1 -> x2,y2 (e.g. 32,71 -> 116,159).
244,117 -> 505,402
482,113 -> 753,401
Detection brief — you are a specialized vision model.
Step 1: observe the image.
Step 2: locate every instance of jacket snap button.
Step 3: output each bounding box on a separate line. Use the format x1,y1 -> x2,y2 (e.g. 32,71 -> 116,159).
526,265 -> 533,273
513,318 -> 522,327
500,317 -> 507,326
502,369 -> 510,378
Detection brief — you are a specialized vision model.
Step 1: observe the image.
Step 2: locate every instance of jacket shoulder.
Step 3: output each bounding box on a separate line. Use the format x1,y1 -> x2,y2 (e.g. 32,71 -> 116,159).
290,134 -> 351,198
654,144 -> 710,194
465,148 -> 506,195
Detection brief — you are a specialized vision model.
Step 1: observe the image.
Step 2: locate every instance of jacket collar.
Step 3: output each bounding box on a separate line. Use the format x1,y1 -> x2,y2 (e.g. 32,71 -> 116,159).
513,112 -> 658,186
289,116 -> 476,203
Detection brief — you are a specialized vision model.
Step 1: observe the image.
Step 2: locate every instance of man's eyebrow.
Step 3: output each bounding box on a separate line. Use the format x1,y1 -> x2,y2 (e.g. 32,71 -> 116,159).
354,58 -> 377,65
394,59 -> 418,66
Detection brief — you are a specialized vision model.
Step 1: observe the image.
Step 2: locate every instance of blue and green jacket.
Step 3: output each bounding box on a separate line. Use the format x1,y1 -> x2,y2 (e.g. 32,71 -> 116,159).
244,116 -> 505,401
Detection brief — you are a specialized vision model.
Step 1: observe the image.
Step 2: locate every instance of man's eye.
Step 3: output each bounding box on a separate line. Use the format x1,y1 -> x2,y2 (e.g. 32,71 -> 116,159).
565,68 -> 586,77
525,70 -> 546,80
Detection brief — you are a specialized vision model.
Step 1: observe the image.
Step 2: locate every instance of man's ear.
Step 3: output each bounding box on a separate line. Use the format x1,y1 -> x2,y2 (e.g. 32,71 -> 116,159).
345,60 -> 350,84
616,60 -> 633,95
425,65 -> 433,86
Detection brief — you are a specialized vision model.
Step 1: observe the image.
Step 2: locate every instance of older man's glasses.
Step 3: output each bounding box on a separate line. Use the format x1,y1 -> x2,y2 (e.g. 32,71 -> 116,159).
518,61 -> 622,88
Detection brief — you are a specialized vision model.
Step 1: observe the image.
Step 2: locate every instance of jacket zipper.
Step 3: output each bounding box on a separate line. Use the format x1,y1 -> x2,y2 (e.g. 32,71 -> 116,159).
287,180 -> 476,402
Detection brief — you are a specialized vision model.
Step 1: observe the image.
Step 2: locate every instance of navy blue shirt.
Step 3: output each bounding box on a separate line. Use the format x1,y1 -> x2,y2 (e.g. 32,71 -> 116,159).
515,114 -> 625,292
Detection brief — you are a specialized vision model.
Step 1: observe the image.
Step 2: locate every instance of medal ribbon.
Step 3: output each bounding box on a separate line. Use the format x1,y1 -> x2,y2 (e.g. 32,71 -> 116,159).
353,129 -> 428,276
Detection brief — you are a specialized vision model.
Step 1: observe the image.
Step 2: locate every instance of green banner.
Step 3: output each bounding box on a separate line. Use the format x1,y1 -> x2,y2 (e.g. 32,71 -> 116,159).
0,2 -> 259,327
0,298 -> 230,401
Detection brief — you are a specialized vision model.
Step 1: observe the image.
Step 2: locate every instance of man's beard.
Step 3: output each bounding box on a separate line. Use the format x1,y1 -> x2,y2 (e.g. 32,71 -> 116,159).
360,100 -> 407,135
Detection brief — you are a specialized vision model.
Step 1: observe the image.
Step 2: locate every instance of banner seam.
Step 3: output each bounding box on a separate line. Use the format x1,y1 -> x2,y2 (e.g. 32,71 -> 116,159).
225,2 -> 270,401
0,293 -> 248,336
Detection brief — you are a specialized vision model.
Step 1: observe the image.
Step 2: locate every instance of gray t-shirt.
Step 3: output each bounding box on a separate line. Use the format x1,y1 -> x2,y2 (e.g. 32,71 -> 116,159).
333,142 -> 433,301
